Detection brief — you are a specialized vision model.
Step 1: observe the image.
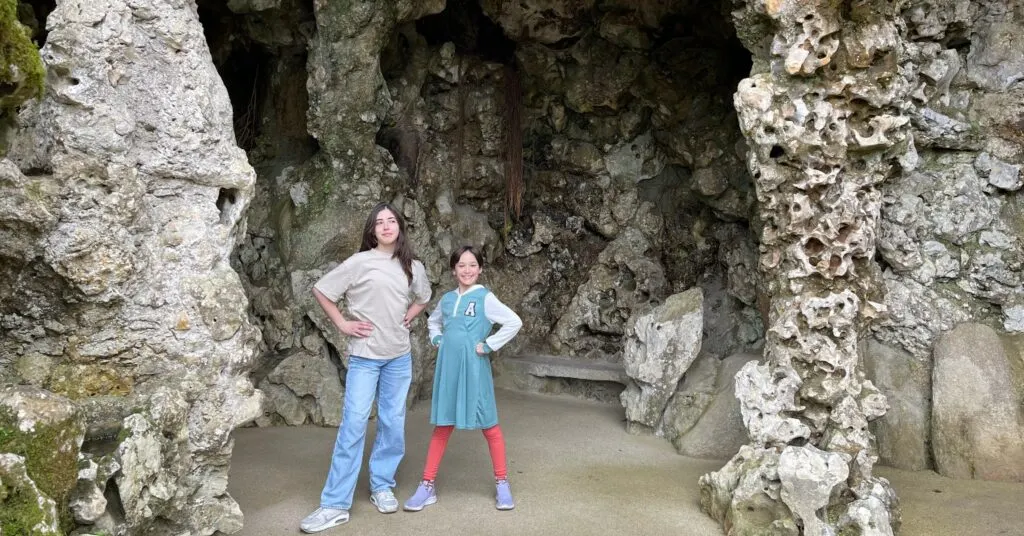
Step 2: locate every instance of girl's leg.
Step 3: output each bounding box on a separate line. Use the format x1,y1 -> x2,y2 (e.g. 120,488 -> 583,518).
368,353 -> 413,494
483,425 -> 514,510
423,425 -> 455,481
405,425 -> 452,511
481,425 -> 507,480
319,357 -> 382,509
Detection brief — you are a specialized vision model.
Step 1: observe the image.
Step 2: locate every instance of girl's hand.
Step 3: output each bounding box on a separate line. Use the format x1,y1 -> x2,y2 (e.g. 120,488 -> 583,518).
340,320 -> 373,338
476,342 -> 493,355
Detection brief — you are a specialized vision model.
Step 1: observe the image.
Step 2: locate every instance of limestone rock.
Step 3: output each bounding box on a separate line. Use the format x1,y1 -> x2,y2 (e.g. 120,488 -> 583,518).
1,1 -> 263,532
260,351 -> 344,426
0,386 -> 84,523
976,152 -> 1022,192
778,445 -> 851,536
69,455 -> 120,525
698,445 -> 798,536
660,353 -> 718,446
552,228 -> 670,358
932,323 -> 1024,481
967,18 -> 1024,92
479,0 -> 595,45
620,288 -> 703,431
663,353 -> 755,459
861,339 -> 931,471
0,453 -> 61,536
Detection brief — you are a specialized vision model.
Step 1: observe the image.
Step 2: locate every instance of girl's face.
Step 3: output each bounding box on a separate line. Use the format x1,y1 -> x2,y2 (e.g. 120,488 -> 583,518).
374,208 -> 400,247
453,251 -> 481,288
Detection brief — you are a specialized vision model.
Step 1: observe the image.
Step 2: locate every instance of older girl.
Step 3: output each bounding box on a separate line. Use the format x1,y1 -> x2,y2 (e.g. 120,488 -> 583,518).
301,202 -> 431,533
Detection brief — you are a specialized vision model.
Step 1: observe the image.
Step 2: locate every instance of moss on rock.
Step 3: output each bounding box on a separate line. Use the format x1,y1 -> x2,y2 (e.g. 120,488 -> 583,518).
0,454 -> 59,536
0,0 -> 45,110
0,401 -> 84,533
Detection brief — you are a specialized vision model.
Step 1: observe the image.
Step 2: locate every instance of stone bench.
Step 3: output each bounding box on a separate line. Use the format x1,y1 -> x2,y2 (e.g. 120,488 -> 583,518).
498,354 -> 629,389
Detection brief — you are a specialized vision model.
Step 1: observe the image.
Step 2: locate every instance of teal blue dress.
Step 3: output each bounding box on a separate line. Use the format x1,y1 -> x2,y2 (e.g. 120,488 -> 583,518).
429,286 -> 520,430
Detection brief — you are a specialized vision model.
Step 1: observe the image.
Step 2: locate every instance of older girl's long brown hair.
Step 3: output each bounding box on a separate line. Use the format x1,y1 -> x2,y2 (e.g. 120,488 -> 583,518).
359,202 -> 416,284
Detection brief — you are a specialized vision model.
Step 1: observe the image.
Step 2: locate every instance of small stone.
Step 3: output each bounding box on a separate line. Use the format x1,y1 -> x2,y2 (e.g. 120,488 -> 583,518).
976,152 -> 1023,191
693,167 -> 729,196
1003,303 -> 1024,333
14,353 -> 54,385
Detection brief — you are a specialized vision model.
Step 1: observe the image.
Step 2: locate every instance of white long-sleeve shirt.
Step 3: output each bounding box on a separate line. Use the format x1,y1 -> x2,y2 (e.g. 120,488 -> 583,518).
427,285 -> 522,352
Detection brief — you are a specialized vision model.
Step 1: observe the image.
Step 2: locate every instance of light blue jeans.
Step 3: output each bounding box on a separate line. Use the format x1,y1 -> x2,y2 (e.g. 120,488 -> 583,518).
320,353 -> 412,509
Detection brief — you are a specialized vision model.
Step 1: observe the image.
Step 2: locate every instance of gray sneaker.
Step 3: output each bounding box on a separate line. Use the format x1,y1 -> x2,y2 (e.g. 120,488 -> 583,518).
403,480 -> 438,511
300,507 -> 349,533
370,488 -> 399,514
495,479 -> 515,510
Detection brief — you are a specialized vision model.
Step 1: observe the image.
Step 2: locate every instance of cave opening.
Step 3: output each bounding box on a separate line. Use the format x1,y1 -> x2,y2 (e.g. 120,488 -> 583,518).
217,0 -> 765,417
17,0 -> 56,47
197,0 -> 318,160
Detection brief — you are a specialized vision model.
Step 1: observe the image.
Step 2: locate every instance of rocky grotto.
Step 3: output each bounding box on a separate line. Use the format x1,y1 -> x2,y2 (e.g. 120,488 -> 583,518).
1,0 -> 1023,535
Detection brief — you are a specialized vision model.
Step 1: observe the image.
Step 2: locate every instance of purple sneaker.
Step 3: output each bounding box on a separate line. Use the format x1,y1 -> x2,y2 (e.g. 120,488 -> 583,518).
495,479 -> 514,510
403,480 -> 437,512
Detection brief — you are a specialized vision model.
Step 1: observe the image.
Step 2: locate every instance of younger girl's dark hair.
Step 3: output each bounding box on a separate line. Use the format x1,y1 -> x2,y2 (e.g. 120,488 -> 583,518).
449,245 -> 484,269
360,202 -> 416,284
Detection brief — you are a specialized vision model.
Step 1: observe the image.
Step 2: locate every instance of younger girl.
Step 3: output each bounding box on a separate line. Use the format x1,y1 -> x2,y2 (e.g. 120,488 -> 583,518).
404,245 -> 523,512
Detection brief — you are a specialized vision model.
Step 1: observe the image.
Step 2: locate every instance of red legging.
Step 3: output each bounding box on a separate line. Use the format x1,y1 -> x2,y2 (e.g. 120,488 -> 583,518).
422,424 -> 507,481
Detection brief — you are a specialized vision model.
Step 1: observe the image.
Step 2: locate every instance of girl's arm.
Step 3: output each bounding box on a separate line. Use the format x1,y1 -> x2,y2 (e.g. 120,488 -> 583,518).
480,293 -> 522,353
403,301 -> 429,328
313,288 -> 372,338
427,304 -> 444,346
403,260 -> 432,327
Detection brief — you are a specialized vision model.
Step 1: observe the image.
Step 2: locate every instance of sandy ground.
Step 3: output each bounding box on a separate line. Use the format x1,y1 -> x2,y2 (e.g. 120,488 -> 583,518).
229,389 -> 1024,536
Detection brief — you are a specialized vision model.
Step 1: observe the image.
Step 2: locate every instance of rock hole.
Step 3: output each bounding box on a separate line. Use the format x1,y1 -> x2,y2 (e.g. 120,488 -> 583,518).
216,188 -> 239,224
829,254 -> 842,272
19,0 -> 57,47
104,477 -> 127,524
769,145 -> 785,158
804,237 -> 826,256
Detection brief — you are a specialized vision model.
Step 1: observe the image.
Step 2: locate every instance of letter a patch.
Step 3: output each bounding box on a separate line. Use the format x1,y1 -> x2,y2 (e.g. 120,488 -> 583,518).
464,302 -> 477,317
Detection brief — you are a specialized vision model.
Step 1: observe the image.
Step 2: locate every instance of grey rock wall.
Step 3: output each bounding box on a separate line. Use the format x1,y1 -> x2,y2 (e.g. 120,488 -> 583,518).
1,0 -> 262,534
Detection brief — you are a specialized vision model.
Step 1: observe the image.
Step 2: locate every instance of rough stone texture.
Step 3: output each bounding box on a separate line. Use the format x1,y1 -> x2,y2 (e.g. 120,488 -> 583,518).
1,0 -> 263,533
69,456 -> 118,526
867,1 -> 1024,475
479,0 -> 594,45
778,445 -> 851,536
257,350 -> 343,426
0,453 -> 61,536
0,386 -> 83,533
932,323 -> 1024,481
229,0 -> 765,421
860,338 -> 932,471
620,288 -> 703,432
700,0 -> 910,532
552,229 -> 671,360
699,445 -> 799,536
230,0 -> 448,412
662,352 -> 755,459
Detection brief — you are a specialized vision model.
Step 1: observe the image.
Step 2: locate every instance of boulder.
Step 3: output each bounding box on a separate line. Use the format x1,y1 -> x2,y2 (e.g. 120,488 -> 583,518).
932,323 -> 1024,481
620,288 -> 703,432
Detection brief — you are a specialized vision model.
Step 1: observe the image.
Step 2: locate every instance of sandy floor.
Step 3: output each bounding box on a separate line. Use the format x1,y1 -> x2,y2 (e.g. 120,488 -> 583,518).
228,389 -> 1024,536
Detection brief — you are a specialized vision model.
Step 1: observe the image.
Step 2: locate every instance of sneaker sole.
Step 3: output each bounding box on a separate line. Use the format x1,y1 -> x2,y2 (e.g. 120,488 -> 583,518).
403,495 -> 438,512
300,515 -> 349,533
496,503 -> 515,511
370,497 -> 399,514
